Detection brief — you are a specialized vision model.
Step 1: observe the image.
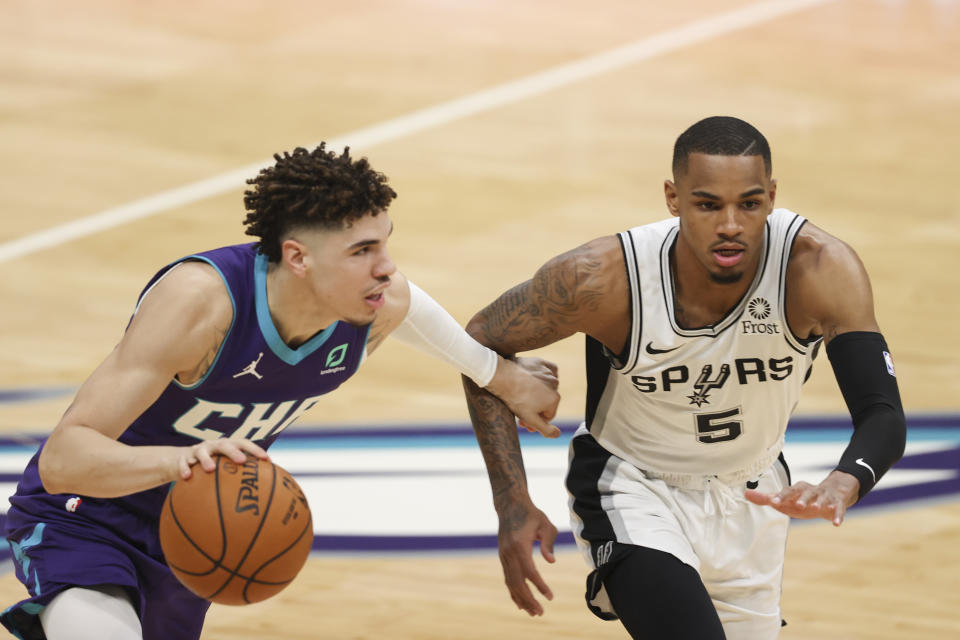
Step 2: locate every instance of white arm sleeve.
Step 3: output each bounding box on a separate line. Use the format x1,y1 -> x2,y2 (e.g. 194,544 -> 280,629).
391,281 -> 498,387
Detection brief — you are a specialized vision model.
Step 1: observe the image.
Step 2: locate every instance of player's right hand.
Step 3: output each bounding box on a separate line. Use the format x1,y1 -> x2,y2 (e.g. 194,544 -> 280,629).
488,357 -> 561,438
178,438 -> 270,480
497,502 -> 557,616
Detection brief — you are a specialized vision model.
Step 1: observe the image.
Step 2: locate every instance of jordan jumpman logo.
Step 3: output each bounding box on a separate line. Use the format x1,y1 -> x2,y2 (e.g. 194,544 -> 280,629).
233,352 -> 264,380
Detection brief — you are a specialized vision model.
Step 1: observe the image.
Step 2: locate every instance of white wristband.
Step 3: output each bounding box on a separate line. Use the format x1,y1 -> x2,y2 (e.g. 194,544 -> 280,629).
391,281 -> 498,387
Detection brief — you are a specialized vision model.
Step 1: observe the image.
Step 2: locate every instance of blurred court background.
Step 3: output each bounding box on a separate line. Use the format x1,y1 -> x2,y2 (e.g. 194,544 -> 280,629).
1,0 -> 958,638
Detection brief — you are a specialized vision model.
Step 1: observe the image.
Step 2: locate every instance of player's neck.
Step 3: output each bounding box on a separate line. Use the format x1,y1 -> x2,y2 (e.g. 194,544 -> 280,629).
265,263 -> 338,348
670,241 -> 759,328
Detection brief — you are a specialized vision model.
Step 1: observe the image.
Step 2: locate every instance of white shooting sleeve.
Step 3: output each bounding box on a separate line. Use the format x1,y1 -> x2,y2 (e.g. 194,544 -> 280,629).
391,281 -> 498,387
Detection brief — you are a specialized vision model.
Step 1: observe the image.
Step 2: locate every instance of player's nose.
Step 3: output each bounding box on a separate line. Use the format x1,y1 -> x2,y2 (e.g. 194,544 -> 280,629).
374,249 -> 397,278
716,205 -> 744,237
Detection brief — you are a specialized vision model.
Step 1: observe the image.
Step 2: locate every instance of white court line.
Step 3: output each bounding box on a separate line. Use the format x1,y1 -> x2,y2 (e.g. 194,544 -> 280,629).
0,0 -> 835,265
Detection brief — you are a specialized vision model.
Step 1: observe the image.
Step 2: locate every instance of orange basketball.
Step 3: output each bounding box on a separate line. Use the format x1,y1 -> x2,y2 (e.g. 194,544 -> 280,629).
158,455 -> 313,605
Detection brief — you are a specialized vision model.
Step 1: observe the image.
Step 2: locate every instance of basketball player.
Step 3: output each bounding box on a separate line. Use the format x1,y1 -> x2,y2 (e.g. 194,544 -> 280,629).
1,144 -> 561,640
462,117 -> 906,638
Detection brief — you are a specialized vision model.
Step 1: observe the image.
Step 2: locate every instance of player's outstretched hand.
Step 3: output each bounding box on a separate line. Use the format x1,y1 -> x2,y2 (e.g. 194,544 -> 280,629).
178,438 -> 270,480
498,502 -> 557,616
745,469 -> 860,526
486,357 -> 561,438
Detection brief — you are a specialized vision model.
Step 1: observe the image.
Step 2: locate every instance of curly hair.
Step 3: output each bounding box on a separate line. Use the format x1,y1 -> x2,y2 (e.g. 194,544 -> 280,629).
242,144 -> 397,262
672,116 -> 771,178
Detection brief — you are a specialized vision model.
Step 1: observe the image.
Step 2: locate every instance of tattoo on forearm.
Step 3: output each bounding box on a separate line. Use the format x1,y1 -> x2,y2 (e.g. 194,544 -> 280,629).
480,245 -> 605,352
463,375 -> 528,526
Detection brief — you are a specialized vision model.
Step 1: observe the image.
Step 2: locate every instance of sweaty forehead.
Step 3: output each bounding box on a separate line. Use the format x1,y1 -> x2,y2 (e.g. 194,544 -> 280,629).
679,153 -> 769,191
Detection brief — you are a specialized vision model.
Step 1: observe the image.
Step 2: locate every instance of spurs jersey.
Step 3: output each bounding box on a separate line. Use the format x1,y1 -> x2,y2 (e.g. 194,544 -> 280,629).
583,208 -> 820,480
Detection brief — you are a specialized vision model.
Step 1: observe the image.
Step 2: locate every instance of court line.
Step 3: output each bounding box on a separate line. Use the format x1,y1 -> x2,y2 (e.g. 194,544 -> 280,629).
0,0 -> 835,264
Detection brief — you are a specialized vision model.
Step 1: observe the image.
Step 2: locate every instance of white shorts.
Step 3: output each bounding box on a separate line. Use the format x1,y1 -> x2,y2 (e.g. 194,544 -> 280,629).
566,430 -> 791,640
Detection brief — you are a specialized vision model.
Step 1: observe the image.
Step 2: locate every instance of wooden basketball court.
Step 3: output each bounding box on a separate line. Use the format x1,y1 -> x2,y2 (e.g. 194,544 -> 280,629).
1,0 -> 958,637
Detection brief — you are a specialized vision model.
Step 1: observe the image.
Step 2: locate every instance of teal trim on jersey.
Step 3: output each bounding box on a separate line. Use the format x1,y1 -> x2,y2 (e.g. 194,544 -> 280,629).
254,253 -> 338,365
171,256 -> 237,391
9,523 -> 45,597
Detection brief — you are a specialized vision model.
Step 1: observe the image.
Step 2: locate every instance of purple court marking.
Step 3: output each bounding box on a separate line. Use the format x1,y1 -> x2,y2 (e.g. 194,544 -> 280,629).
0,414 -> 957,556
0,387 -> 75,405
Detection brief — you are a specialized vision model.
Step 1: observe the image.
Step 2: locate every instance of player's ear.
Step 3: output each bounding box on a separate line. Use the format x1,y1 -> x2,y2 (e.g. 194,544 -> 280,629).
664,179 -> 680,217
768,178 -> 777,207
281,238 -> 309,278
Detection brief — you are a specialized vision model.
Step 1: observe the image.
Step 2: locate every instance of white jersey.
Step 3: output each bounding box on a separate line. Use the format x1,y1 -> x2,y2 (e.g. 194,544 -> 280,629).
583,208 -> 820,480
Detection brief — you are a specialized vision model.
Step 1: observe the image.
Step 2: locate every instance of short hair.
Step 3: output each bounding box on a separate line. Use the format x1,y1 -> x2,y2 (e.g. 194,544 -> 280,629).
243,144 -> 397,262
672,116 -> 771,178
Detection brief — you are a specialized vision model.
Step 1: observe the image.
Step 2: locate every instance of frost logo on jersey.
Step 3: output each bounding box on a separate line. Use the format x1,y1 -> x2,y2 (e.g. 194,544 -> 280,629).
748,297 -> 771,319
233,352 -> 264,380
64,497 -> 82,513
742,297 -> 779,335
687,364 -> 731,407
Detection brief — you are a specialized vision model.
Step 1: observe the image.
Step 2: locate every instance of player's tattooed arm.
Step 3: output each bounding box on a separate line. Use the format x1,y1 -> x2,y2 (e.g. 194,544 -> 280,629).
462,376 -> 529,517
460,237 -> 626,616
464,236 -> 627,491
474,240 -> 614,354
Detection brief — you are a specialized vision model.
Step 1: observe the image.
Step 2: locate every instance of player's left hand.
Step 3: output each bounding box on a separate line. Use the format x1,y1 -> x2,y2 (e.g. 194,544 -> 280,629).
745,469 -> 860,526
497,501 -> 557,616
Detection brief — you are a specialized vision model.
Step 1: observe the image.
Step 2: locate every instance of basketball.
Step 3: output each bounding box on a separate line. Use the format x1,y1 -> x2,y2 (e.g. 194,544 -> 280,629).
158,455 -> 313,605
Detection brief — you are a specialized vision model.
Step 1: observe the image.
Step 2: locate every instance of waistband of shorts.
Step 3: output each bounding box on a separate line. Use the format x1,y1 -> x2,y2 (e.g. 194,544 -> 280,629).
641,440 -> 785,490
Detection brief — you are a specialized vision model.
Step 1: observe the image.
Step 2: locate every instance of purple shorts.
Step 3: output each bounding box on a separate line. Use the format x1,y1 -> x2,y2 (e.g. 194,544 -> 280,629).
2,483 -> 210,640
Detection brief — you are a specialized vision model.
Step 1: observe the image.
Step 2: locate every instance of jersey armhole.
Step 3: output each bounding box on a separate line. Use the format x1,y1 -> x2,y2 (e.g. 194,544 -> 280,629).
779,217 -> 821,354
169,257 -> 238,390
607,231 -> 642,371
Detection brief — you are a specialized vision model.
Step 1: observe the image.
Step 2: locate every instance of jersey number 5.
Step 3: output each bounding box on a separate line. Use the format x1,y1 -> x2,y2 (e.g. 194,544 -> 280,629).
694,407 -> 743,443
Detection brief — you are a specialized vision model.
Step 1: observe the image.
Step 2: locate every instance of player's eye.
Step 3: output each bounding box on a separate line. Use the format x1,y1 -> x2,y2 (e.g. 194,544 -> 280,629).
741,200 -> 761,210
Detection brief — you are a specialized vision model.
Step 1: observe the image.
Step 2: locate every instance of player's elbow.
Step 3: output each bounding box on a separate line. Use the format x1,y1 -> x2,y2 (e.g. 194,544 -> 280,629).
37,432 -> 74,495
38,445 -> 66,495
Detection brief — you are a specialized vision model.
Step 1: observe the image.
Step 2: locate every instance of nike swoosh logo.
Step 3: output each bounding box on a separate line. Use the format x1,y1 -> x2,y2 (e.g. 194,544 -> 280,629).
645,341 -> 680,355
855,458 -> 877,483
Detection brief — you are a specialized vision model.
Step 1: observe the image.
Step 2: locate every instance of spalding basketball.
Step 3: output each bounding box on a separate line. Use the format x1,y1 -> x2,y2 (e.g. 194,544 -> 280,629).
159,455 -> 313,605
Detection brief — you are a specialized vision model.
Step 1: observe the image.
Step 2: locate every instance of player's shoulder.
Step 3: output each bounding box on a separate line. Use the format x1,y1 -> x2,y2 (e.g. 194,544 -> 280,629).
138,259 -> 233,325
543,234 -> 625,283
789,221 -> 862,276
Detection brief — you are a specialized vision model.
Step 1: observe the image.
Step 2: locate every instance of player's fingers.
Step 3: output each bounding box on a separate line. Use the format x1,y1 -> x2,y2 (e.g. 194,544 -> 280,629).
771,481 -> 809,506
831,500 -> 847,526
523,557 -> 553,602
179,455 -> 194,480
234,439 -> 270,460
522,414 -> 561,439
214,441 -> 249,464
504,559 -> 542,615
518,420 -> 537,433
743,489 -> 774,506
793,485 -> 819,509
194,446 -> 218,472
539,520 -> 558,564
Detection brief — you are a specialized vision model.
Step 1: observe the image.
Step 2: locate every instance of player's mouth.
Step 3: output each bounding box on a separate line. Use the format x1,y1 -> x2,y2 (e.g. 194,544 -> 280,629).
365,292 -> 386,310
712,244 -> 746,268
